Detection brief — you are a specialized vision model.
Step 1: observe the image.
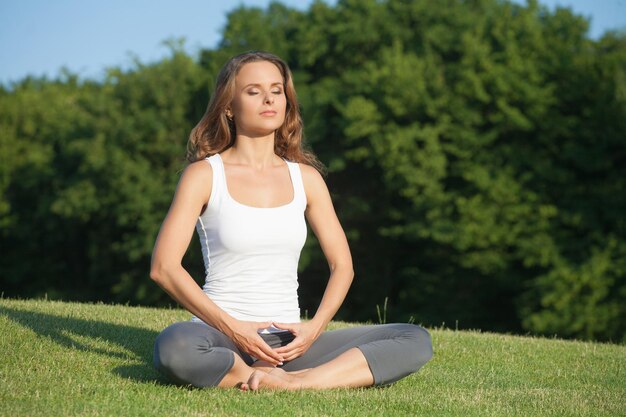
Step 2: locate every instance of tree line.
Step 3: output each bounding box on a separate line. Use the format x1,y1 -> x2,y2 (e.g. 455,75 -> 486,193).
1,0 -> 625,342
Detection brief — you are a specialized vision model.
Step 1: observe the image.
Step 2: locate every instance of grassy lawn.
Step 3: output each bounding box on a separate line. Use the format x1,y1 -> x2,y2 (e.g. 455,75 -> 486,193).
0,298 -> 624,417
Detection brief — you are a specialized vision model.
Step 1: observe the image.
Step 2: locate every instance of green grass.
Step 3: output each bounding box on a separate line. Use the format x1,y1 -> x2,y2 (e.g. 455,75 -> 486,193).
1,298 -> 624,417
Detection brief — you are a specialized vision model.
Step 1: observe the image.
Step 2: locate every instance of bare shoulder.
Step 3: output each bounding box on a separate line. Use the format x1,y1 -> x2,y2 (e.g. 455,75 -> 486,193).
184,158 -> 213,176
177,158 -> 213,207
298,163 -> 328,206
182,158 -> 213,184
299,163 -> 325,188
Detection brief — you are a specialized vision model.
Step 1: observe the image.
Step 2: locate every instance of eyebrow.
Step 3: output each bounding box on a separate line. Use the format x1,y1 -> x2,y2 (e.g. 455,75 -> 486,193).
242,82 -> 283,89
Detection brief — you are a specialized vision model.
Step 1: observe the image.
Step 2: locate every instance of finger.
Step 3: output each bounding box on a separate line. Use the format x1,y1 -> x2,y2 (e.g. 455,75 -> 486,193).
254,321 -> 273,330
274,343 -> 297,355
280,349 -> 303,362
255,338 -> 284,364
274,339 -> 302,355
253,350 -> 281,365
240,334 -> 280,364
251,346 -> 282,365
272,322 -> 297,332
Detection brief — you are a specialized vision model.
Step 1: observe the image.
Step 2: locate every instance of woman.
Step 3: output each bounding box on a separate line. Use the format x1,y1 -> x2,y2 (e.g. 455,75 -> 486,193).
150,51 -> 433,390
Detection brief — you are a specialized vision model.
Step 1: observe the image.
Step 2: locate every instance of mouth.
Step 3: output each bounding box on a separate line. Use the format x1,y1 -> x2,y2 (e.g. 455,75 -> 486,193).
260,111 -> 277,116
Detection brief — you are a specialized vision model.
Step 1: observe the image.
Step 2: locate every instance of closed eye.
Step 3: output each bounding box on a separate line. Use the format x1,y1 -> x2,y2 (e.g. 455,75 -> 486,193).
247,90 -> 283,95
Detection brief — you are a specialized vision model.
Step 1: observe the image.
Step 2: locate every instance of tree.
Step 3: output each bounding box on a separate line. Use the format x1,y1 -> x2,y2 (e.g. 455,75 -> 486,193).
1,0 -> 624,342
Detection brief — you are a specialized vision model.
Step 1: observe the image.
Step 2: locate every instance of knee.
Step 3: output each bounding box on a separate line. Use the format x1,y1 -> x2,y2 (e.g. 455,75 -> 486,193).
153,323 -> 196,379
393,323 -> 434,368
412,324 -> 434,365
154,325 -> 181,370
153,322 -> 235,387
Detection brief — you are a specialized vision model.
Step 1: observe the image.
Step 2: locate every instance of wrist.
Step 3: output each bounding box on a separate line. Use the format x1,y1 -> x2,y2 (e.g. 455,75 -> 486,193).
215,313 -> 237,336
309,316 -> 329,333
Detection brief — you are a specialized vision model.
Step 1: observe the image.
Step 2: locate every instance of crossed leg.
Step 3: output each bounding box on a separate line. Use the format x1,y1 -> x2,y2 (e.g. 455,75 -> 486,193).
154,321 -> 433,391
225,347 -> 374,390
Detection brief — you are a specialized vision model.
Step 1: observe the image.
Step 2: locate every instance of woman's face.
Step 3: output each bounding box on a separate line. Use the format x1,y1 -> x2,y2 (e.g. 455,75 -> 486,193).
229,60 -> 287,137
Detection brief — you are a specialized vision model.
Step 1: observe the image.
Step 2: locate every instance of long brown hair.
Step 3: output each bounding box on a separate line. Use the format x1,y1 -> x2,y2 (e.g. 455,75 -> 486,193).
186,50 -> 326,175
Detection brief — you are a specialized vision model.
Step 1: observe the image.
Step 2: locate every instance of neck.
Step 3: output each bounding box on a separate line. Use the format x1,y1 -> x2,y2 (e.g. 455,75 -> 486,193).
225,134 -> 280,169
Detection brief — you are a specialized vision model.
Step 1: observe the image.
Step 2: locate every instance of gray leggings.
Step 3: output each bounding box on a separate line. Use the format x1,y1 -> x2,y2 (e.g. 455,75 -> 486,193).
153,321 -> 433,388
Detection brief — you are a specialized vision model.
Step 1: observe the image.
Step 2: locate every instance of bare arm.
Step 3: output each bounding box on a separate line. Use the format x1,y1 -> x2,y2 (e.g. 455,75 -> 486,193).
150,160 -> 283,364
149,161 -> 229,328
301,164 -> 355,329
274,164 -> 355,360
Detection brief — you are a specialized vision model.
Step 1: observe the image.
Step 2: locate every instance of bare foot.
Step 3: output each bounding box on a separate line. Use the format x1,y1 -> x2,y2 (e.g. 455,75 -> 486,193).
240,370 -> 302,391
251,362 -> 310,382
288,368 -> 311,375
268,367 -> 312,383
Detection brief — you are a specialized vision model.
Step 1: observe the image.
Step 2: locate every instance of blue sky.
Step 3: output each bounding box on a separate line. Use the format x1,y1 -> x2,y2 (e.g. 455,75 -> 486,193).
1,0 -> 624,87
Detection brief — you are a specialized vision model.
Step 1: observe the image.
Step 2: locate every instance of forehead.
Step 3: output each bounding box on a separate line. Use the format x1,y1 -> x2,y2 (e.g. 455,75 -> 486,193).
236,61 -> 283,86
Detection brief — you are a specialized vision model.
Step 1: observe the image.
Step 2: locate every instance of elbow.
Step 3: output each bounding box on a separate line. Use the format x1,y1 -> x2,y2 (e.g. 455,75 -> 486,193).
149,267 -> 163,283
343,262 -> 355,279
342,264 -> 354,278
331,262 -> 354,281
149,262 -> 174,284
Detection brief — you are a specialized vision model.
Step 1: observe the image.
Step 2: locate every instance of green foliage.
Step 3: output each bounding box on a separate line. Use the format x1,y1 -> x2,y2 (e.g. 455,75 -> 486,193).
1,0 -> 625,342
0,41 -> 209,304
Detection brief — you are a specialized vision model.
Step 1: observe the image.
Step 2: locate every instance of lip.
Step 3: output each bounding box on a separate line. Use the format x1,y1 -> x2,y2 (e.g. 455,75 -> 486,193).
260,110 -> 277,116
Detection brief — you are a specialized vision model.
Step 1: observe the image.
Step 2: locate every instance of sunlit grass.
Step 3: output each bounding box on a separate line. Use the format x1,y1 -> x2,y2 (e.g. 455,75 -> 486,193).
1,298 -> 624,417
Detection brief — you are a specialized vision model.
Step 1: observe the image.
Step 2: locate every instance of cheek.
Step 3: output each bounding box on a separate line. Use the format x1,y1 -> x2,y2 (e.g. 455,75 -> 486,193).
233,95 -> 257,112
278,96 -> 288,113
238,96 -> 257,113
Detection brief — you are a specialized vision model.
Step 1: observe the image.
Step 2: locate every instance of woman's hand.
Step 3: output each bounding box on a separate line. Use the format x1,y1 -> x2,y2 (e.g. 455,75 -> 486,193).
272,320 -> 324,361
224,320 -> 284,366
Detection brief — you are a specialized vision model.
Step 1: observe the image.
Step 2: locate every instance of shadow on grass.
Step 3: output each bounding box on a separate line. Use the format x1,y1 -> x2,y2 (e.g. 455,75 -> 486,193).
2,306 -> 398,392
0,306 -> 173,385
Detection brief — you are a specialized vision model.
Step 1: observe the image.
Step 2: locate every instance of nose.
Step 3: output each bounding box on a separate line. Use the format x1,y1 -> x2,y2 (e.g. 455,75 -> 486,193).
264,93 -> 274,104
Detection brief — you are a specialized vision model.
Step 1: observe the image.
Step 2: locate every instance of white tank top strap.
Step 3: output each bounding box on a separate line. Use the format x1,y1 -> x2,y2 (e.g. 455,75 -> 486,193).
205,154 -> 226,210
284,159 -> 307,210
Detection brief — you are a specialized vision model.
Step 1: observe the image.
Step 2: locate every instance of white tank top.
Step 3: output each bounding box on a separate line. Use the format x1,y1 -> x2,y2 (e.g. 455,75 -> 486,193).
190,153 -> 308,329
